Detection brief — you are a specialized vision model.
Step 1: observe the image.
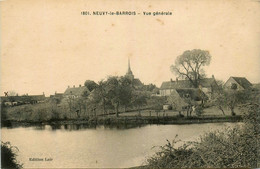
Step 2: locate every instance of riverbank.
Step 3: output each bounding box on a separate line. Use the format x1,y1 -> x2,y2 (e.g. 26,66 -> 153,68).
1,115 -> 242,128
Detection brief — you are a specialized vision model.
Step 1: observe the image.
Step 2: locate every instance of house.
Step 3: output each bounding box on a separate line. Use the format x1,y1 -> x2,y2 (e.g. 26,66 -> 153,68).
160,78 -> 192,96
50,92 -> 63,100
224,77 -> 252,90
29,94 -> 46,104
63,85 -> 90,98
167,88 -> 207,110
160,75 -> 219,98
0,93 -> 46,106
49,92 -> 64,104
199,77 -> 220,98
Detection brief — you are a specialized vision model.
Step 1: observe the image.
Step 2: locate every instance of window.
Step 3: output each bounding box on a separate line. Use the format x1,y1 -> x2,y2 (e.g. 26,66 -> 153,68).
231,83 -> 237,90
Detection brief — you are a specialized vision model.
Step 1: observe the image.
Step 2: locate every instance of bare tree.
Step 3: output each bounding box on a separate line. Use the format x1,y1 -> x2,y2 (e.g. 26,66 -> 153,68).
212,93 -> 226,115
8,91 -> 18,96
171,49 -> 211,88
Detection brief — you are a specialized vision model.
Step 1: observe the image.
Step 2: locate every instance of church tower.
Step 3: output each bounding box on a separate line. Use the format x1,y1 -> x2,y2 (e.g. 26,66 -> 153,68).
125,58 -> 134,81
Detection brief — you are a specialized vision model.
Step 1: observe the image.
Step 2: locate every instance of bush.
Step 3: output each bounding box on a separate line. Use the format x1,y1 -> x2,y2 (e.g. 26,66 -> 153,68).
4,103 -> 70,122
50,107 -> 60,121
1,142 -> 22,169
1,103 -> 8,121
146,103 -> 259,168
195,105 -> 204,116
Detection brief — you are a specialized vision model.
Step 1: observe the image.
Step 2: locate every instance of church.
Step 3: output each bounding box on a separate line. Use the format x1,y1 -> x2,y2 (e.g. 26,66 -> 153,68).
125,59 -> 143,88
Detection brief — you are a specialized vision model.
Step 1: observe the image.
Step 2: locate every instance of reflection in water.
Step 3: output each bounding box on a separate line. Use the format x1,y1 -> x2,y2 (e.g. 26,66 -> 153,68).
34,125 -> 46,130
1,123 -> 239,168
3,121 -> 146,131
29,123 -> 146,131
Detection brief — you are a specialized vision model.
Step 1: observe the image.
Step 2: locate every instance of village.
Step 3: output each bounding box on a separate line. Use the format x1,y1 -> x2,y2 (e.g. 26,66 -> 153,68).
1,50 -> 259,126
2,0 -> 259,167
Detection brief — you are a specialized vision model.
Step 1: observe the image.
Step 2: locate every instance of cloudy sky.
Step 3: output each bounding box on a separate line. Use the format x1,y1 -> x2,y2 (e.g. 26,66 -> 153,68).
1,0 -> 260,96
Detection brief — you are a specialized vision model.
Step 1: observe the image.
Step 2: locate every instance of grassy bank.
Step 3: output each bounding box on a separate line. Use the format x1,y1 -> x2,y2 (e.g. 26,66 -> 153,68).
1,102 -> 243,128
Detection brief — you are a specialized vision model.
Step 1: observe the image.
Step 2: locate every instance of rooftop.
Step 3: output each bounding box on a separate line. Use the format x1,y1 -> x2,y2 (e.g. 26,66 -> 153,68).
229,77 -> 252,89
64,86 -> 90,96
160,77 -> 216,90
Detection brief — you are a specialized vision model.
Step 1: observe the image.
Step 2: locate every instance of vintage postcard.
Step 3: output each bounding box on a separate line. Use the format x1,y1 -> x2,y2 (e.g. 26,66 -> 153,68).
1,0 -> 259,168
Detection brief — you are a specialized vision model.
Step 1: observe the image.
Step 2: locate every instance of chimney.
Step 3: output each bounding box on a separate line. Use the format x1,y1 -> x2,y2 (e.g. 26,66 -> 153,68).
170,78 -> 173,82
79,84 -> 81,87
73,85 -> 75,88
212,75 -> 215,79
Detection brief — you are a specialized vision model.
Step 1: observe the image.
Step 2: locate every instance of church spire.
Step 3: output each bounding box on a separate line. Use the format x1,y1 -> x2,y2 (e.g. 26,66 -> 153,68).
126,57 -> 134,80
128,57 -> 132,73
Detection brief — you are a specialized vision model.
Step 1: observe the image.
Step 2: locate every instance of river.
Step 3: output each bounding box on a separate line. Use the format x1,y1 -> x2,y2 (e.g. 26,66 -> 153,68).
1,123 -> 238,168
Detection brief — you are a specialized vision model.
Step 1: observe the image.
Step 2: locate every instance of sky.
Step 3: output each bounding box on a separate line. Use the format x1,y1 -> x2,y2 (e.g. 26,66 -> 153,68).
1,0 -> 260,96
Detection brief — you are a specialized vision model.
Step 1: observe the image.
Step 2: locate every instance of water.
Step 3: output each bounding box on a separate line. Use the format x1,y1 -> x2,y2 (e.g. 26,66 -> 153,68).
1,123 -> 238,168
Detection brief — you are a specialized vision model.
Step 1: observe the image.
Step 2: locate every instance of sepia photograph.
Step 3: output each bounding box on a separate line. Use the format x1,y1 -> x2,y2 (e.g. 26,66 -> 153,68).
1,0 -> 259,168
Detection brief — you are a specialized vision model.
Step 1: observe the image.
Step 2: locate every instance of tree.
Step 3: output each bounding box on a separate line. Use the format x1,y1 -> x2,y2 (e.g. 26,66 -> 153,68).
106,77 -> 121,117
213,88 -> 250,116
92,80 -> 108,115
152,88 -> 159,95
105,76 -> 133,117
50,97 -> 60,105
7,91 -> 18,97
213,93 -> 226,115
182,95 -> 196,117
225,90 -> 248,116
79,90 -> 89,117
66,95 -> 73,113
211,85 -> 227,115
74,97 -> 85,118
147,96 -> 166,110
171,49 -> 211,88
118,77 -> 133,112
143,84 -> 157,92
84,80 -> 98,92
131,91 -> 147,116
